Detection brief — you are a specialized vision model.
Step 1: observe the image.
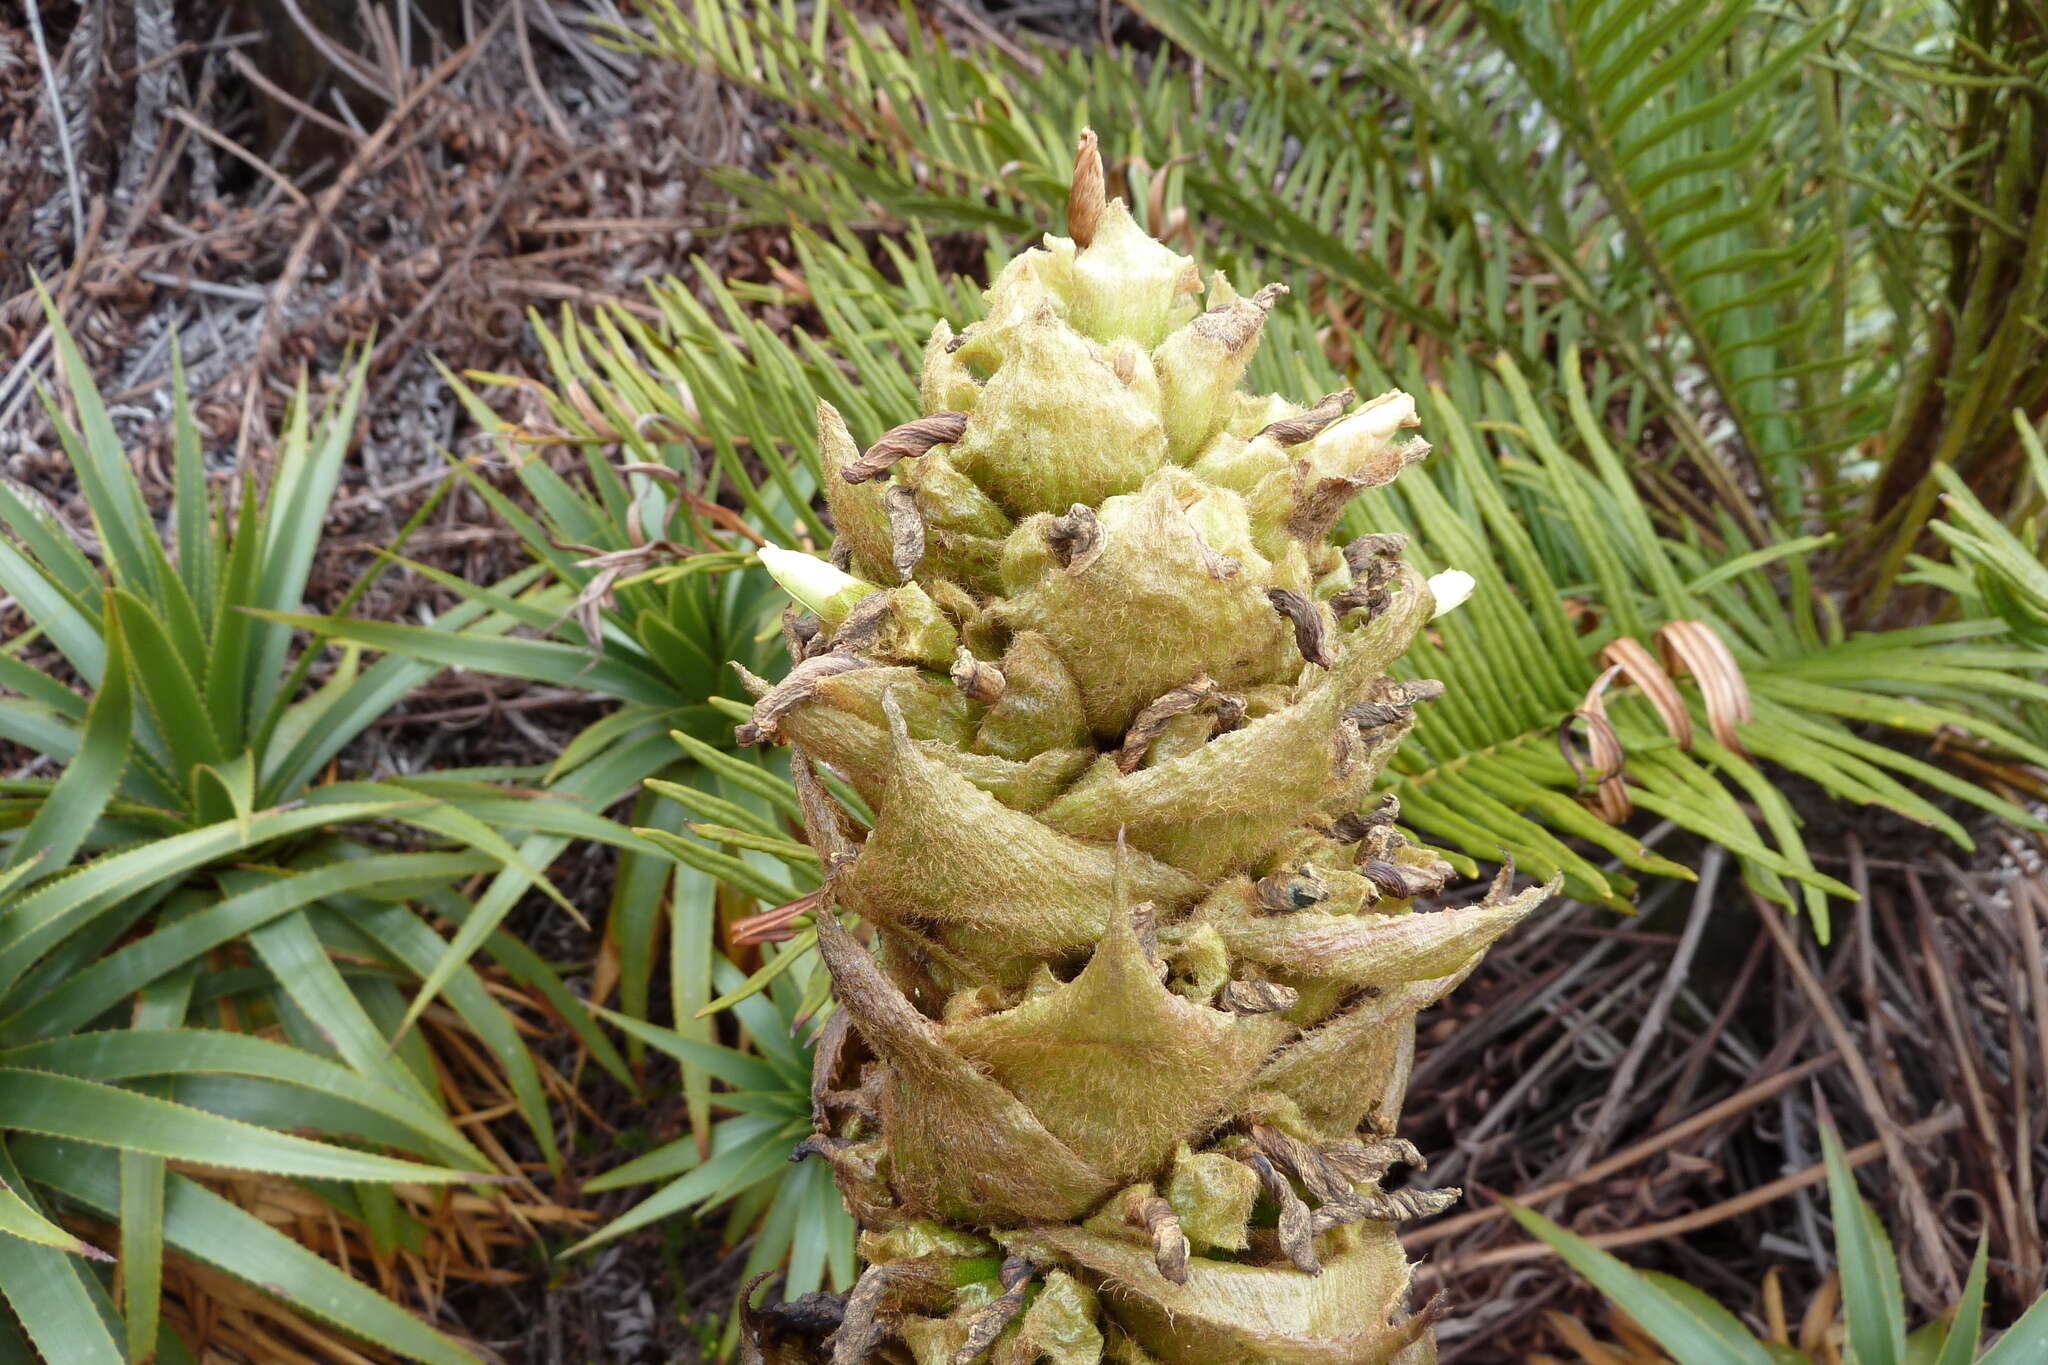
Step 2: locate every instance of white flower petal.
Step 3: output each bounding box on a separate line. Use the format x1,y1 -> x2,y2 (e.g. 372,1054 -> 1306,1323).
1427,568 -> 1475,619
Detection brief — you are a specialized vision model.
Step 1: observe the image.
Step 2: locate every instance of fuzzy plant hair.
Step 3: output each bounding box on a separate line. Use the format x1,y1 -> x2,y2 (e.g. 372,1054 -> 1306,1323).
733,130 -> 1551,1365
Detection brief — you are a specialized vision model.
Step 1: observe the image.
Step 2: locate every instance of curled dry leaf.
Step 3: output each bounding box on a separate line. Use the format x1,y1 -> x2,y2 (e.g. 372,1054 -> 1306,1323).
1566,663 -> 1635,823
1659,618 -> 1752,756
1597,634 -> 1694,750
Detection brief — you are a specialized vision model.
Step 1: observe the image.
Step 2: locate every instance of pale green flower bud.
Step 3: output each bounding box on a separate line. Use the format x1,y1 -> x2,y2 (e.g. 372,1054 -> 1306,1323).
756,544 -> 877,625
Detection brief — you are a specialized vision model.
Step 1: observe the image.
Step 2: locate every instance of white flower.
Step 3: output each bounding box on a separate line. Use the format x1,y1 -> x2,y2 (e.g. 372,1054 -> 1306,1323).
757,544 -> 877,624
1427,568 -> 1475,619
1329,389 -> 1419,444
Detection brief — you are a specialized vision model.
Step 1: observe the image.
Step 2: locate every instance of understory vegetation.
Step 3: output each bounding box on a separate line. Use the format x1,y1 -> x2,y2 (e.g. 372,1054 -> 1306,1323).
1,0 -> 2046,1361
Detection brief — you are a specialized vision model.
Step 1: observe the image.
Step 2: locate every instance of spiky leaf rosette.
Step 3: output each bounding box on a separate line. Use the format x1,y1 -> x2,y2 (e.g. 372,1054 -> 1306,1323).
733,133 -> 1552,1365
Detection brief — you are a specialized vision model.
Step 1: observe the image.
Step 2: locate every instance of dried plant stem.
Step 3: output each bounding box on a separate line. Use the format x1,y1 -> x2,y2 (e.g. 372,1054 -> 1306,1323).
1410,1048 -> 1843,1250
2008,858 -> 2048,1133
1423,1109 -> 1965,1278
25,0 -> 87,249
1566,845 -> 1724,1173
1752,894 -> 1961,1303
236,5 -> 512,459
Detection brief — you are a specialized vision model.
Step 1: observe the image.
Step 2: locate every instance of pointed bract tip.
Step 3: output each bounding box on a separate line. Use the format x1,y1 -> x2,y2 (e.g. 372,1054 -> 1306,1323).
1069,128 -> 1105,248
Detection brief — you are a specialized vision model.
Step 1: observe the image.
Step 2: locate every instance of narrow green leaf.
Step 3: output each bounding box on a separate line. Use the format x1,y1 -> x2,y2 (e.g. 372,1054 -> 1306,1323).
190,750 -> 257,838
247,362 -> 365,718
608,787 -> 681,1052
16,1140 -> 485,1365
304,781 -> 579,919
168,340 -> 218,626
1977,1277 -> 2048,1365
568,1118 -> 799,1254
374,733 -> 677,1072
644,775 -> 782,838
0,801 -> 419,991
0,475 -> 100,609
246,909 -> 437,1101
667,732 -> 803,820
0,1222 -> 123,1365
698,932 -> 816,1017
117,1149 -> 164,1362
35,289 -> 162,597
260,587 -> 526,798
1685,535 -> 1836,596
669,855 -> 718,1173
0,646 -> 88,721
685,822 -> 821,868
635,826 -> 803,906
592,1007 -> 784,1091
0,532 -> 104,686
5,611 -> 131,879
580,1132 -> 707,1194
202,472 -> 264,748
257,611 -> 681,707
0,1029 -> 483,1170
0,1174 -> 107,1260
344,893 -> 569,1170
1506,1203 -> 1779,1365
0,1069 -> 480,1184
0,851 -> 493,1043
1823,1123 -> 1908,1365
548,703 -> 670,783
1933,1240 -> 1989,1365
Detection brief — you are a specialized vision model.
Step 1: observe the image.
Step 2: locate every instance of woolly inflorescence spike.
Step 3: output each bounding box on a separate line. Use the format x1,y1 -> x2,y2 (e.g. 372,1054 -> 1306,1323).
735,128 -> 1543,1365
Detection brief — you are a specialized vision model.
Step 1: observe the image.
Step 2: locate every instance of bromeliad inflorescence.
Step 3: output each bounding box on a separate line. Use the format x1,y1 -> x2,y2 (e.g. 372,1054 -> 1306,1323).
732,129 -> 1549,1365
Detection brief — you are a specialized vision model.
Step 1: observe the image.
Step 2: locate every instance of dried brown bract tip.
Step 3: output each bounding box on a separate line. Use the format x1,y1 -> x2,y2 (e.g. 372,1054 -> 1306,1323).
1321,1135 -> 1424,1186
1327,795 -> 1401,846
882,486 -> 925,583
1342,532 -> 1410,575
1116,675 -> 1225,773
1045,503 -> 1104,570
1258,389 -> 1356,447
1345,698 -> 1416,731
950,646 -> 1006,704
843,412 -> 969,484
1266,587 -> 1336,668
950,1259 -> 1034,1362
743,654 -> 873,746
1069,128 -> 1105,247
731,884 -> 834,946
1256,865 -> 1331,913
1222,977 -> 1301,1016
1243,1151 -> 1322,1273
1659,618 -> 1752,756
1363,857 -> 1452,900
1138,1196 -> 1192,1284
1328,582 -> 1390,621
